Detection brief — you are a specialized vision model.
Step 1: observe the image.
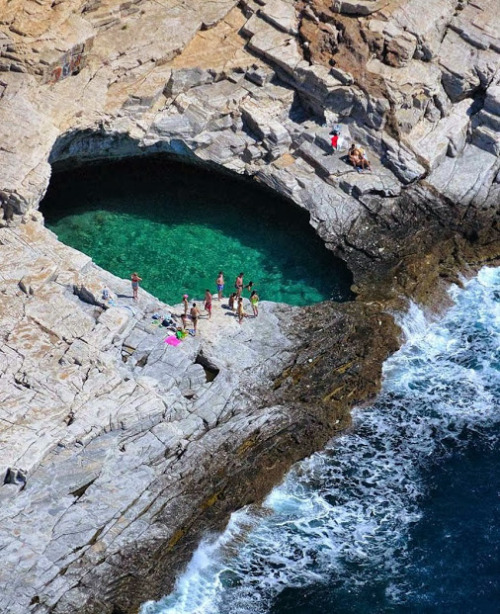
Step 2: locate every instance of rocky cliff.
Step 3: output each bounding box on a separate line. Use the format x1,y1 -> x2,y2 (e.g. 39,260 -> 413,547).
0,1 -> 498,613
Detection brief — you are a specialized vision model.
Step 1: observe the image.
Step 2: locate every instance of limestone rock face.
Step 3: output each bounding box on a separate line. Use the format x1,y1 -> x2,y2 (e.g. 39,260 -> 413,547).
0,220 -> 301,614
0,0 -> 499,613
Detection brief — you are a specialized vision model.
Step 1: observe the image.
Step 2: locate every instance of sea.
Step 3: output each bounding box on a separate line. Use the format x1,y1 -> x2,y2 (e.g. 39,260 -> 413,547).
141,266 -> 500,614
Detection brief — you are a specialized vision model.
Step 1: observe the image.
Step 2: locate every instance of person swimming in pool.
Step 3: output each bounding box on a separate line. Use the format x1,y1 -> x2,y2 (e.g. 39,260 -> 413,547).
216,271 -> 224,300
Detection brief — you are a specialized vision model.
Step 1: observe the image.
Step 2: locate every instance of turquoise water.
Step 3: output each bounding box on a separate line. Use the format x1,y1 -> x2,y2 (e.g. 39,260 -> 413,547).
42,158 -> 353,306
141,266 -> 500,614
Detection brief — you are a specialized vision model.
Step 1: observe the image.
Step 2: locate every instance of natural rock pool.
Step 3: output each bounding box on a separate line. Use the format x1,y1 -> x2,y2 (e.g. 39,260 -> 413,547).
41,158 -> 353,306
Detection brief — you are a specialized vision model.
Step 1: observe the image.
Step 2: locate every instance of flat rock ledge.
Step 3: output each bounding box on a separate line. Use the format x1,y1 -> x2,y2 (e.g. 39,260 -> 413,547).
0,0 -> 499,613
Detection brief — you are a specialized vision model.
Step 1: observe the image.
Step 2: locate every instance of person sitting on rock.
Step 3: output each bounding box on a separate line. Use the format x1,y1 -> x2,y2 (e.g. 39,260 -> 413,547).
358,147 -> 372,171
348,143 -> 371,172
228,292 -> 237,312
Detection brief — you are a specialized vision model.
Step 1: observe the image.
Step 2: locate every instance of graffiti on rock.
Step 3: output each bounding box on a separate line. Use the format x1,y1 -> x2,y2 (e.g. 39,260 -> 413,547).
46,39 -> 93,84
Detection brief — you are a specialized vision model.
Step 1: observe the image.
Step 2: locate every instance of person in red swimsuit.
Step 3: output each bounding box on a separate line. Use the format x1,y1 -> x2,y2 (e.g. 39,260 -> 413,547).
204,289 -> 213,320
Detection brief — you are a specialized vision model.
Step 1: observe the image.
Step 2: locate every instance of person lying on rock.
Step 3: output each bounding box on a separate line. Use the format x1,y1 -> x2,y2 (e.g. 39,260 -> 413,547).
348,144 -> 372,172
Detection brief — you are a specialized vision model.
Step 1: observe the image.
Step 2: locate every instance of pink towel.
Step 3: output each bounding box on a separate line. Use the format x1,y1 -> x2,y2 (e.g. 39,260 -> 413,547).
165,335 -> 181,346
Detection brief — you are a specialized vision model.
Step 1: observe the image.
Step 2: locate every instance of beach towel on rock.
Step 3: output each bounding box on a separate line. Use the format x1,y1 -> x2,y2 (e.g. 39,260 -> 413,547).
165,335 -> 181,346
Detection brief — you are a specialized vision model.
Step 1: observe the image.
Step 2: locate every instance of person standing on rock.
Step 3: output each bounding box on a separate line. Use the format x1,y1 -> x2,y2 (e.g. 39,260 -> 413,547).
182,294 -> 189,315
237,297 -> 246,324
330,124 -> 342,153
235,272 -> 244,298
131,272 -> 142,300
250,290 -> 259,317
228,292 -> 237,312
216,271 -> 225,300
190,303 -> 200,335
204,289 -> 212,320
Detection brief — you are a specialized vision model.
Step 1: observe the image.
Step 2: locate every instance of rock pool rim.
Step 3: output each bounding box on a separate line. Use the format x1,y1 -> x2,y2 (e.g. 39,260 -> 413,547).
41,153 -> 356,307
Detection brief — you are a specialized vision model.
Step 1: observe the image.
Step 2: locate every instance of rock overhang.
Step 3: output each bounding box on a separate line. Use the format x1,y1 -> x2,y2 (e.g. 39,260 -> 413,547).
40,147 -> 357,307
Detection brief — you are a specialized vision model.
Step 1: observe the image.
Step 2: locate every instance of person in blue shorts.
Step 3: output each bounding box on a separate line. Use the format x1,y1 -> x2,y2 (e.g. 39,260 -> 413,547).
216,271 -> 224,300
131,272 -> 142,300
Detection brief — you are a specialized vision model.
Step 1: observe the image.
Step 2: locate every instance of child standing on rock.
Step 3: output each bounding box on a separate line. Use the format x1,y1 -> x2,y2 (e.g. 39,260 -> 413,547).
250,290 -> 259,317
237,297 -> 246,324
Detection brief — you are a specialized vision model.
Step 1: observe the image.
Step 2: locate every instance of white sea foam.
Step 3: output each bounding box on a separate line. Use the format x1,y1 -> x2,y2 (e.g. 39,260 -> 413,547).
142,267 -> 500,614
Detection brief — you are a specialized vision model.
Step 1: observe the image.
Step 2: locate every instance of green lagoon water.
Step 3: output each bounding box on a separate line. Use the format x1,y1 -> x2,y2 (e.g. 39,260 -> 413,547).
42,158 -> 353,306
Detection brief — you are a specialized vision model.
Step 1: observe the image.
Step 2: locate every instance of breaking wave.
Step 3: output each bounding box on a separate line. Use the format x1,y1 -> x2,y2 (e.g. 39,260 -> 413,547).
142,266 -> 500,614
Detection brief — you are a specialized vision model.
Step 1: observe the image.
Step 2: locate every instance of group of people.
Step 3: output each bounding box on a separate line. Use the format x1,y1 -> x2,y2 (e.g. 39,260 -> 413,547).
182,271 -> 260,335
131,271 -> 260,338
329,125 -> 372,172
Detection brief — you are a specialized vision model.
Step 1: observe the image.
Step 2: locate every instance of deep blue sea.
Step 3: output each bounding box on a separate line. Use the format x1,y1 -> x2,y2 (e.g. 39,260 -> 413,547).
142,266 -> 500,614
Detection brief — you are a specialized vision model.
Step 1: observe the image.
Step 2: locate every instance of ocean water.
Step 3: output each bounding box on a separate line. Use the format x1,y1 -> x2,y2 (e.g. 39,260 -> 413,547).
41,158 -> 353,306
141,266 -> 500,614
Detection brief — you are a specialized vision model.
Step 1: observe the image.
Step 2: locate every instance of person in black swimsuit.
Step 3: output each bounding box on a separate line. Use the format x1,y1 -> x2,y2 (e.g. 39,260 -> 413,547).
235,272 -> 244,298
190,303 -> 200,335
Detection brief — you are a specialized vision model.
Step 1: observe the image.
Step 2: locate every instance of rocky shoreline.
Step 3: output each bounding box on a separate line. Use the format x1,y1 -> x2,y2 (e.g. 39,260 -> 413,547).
0,0 -> 499,612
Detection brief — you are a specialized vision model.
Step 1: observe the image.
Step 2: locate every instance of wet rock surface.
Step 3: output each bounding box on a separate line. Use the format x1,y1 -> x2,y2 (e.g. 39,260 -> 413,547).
0,0 -> 499,612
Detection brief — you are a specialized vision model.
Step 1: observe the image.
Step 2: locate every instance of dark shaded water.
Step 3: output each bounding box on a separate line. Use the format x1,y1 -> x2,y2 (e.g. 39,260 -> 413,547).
142,267 -> 500,614
41,158 -> 353,306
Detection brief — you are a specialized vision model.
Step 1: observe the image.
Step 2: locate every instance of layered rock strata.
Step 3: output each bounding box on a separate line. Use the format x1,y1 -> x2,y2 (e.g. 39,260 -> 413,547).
0,0 -> 499,612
